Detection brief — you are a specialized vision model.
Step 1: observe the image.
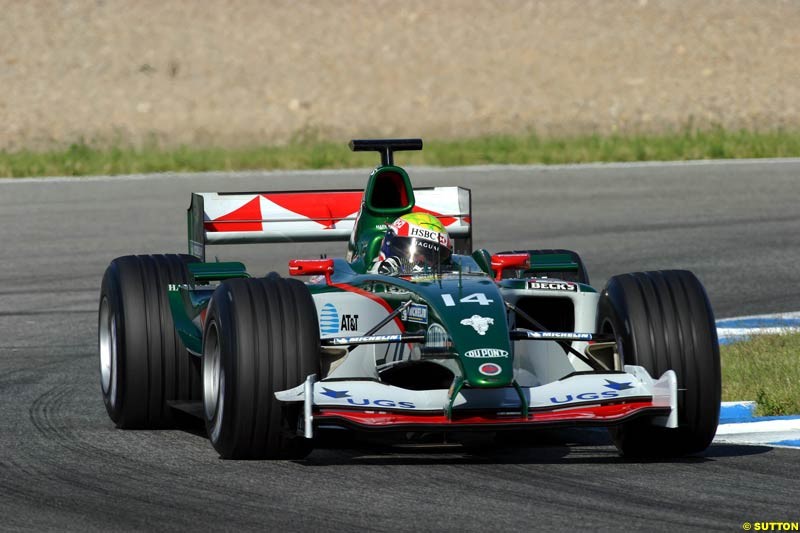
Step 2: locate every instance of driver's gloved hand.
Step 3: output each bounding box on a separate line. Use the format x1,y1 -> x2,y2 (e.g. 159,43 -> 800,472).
377,256 -> 402,276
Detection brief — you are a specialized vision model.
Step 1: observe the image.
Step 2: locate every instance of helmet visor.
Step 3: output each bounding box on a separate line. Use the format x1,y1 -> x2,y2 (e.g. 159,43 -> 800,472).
381,234 -> 452,274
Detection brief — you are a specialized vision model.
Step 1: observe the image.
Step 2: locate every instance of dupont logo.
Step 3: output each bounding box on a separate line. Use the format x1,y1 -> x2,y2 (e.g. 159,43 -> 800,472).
464,348 -> 509,359
478,363 -> 503,376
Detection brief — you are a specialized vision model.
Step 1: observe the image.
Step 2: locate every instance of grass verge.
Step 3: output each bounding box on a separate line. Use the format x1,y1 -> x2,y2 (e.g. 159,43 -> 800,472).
721,332 -> 800,416
2,127 -> 800,177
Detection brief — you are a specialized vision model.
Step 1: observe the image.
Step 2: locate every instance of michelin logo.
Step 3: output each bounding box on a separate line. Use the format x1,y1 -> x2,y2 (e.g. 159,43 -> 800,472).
526,331 -> 593,341
464,348 -> 509,358
401,303 -> 428,324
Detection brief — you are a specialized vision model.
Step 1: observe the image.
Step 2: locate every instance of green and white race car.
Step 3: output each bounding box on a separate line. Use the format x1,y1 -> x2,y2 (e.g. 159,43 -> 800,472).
98,139 -> 720,459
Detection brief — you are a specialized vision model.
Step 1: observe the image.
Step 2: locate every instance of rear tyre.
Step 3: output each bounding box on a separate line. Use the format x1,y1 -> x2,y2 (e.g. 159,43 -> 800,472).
99,254 -> 200,428
203,275 -> 320,459
499,249 -> 589,284
597,270 -> 720,457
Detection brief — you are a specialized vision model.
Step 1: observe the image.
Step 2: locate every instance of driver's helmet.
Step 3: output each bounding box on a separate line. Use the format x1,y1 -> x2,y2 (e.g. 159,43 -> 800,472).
378,212 -> 452,274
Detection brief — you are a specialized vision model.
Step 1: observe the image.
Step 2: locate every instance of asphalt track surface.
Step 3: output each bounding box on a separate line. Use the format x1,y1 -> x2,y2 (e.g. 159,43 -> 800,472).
1,160 -> 799,531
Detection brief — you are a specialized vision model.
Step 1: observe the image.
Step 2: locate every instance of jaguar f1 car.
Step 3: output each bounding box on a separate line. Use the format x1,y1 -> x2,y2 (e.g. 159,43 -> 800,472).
98,138 -> 720,459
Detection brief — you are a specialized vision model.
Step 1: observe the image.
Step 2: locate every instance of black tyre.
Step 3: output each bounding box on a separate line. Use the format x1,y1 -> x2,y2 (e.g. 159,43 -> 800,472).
99,254 -> 200,428
597,270 -> 720,457
499,249 -> 590,284
202,275 -> 320,459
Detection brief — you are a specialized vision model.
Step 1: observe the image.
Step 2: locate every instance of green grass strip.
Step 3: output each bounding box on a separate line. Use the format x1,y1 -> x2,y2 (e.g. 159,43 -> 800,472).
1,127 -> 800,177
721,332 -> 800,416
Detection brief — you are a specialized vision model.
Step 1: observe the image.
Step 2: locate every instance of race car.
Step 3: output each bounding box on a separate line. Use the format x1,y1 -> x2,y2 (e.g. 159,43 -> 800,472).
98,138 -> 721,459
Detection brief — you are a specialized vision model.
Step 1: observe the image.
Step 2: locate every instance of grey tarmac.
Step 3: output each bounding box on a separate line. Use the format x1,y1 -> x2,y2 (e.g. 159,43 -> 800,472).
1,160 -> 799,531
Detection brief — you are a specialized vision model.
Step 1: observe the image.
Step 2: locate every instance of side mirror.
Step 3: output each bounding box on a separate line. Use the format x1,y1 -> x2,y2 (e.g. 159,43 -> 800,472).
288,259 -> 335,283
490,253 -> 530,281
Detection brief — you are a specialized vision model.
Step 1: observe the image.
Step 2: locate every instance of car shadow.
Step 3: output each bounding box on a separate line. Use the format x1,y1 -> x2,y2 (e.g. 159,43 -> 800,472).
298,429 -> 775,466
168,414 -> 775,465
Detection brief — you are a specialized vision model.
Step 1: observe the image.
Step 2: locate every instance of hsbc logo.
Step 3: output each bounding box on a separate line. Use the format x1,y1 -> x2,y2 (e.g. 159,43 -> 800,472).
410,227 -> 440,241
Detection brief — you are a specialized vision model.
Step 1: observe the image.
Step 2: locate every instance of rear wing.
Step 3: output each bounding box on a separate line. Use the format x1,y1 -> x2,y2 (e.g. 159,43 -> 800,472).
188,187 -> 472,261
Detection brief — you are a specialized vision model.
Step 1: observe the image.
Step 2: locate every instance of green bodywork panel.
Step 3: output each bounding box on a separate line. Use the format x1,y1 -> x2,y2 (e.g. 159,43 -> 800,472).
188,261 -> 249,283
168,284 -> 215,355
168,159 -> 586,394
346,165 -> 416,273
527,253 -> 579,274
169,262 -> 250,355
471,249 -> 493,275
313,258 -> 514,388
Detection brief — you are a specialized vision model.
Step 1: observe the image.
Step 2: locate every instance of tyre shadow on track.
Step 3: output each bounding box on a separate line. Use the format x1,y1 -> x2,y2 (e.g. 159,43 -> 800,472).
297,429 -> 774,467
169,413 -> 774,465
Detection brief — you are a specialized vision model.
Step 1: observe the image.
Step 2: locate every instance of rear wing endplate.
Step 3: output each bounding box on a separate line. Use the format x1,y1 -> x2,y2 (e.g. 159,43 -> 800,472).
188,187 -> 472,261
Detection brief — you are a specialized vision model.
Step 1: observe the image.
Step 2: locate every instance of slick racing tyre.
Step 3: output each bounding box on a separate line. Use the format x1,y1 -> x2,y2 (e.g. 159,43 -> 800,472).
499,249 -> 590,284
597,270 -> 721,457
99,254 -> 200,428
202,274 -> 320,459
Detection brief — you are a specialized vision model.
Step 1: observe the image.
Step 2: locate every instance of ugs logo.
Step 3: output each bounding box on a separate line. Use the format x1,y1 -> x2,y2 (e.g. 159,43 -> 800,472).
550,391 -> 619,403
464,348 -> 509,358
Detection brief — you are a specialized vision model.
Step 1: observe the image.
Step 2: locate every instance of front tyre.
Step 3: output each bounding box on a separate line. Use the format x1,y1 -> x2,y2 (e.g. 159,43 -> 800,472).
99,254 -> 200,428
597,270 -> 720,457
203,275 -> 320,459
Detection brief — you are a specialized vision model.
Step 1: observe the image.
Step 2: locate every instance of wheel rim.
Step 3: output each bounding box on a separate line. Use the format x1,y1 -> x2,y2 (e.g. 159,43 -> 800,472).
203,320 -> 224,435
99,296 -> 118,403
601,318 -> 624,369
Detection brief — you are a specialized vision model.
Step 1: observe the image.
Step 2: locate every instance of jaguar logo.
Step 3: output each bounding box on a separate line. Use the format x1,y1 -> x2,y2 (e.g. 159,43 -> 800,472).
460,315 -> 494,335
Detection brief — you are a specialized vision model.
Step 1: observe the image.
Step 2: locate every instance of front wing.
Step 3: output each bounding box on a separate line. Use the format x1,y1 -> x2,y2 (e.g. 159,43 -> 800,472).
275,366 -> 678,437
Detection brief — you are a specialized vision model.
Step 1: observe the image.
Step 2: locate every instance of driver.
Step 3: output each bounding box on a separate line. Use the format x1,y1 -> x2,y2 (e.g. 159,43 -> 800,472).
371,213 -> 453,275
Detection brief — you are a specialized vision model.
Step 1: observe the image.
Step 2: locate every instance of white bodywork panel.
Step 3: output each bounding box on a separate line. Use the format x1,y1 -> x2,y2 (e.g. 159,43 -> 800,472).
310,282 -> 609,386
195,187 -> 471,244
276,366 -> 678,429
311,291 -> 415,380
505,288 -> 601,385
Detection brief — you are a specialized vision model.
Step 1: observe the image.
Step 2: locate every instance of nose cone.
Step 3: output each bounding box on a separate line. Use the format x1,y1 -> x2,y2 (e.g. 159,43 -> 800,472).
424,278 -> 513,387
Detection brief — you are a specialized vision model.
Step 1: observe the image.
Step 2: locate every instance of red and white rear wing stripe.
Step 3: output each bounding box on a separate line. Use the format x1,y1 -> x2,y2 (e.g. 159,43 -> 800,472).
188,187 -> 471,259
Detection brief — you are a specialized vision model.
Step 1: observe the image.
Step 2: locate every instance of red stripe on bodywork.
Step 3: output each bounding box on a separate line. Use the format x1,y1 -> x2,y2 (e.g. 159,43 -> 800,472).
262,191 -> 362,229
204,196 -> 262,232
316,401 -> 661,428
329,282 -> 405,332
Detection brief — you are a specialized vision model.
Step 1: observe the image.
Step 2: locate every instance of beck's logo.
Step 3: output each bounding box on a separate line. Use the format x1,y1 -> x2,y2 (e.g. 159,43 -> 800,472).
461,315 -> 494,335
527,281 -> 577,291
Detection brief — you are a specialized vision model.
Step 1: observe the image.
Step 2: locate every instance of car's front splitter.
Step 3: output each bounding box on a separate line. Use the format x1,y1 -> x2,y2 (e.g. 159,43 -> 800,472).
277,365 -> 678,438
314,401 -> 671,432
